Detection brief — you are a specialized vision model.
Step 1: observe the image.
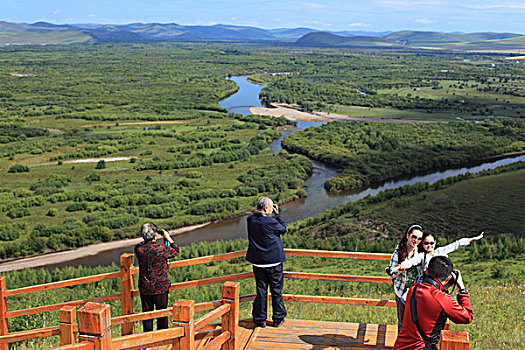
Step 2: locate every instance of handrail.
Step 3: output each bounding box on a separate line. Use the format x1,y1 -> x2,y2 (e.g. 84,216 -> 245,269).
281,294 -> 396,307
6,294 -> 120,319
194,304 -> 231,331
5,272 -> 121,297
48,343 -> 93,350
110,299 -> 225,326
0,326 -> 59,344
201,330 -> 230,350
169,272 -> 253,291
284,249 -> 391,260
111,326 -> 184,350
284,272 -> 392,284
0,249 -> 399,348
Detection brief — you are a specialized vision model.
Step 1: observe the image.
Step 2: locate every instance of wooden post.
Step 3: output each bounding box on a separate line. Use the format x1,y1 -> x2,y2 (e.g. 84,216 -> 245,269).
120,253 -> 135,336
59,306 -> 78,345
78,302 -> 111,350
439,330 -> 470,350
172,300 -> 195,350
221,282 -> 240,350
0,277 -> 8,350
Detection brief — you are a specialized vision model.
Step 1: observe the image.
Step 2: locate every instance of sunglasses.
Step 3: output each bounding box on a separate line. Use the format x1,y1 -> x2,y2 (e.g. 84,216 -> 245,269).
410,234 -> 422,240
423,241 -> 436,246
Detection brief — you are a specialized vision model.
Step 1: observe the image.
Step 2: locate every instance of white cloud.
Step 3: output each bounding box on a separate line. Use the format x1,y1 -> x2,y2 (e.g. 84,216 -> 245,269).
348,22 -> 372,28
415,18 -> 435,24
380,0 -> 441,7
196,20 -> 217,25
88,14 -> 96,18
52,9 -> 61,15
466,3 -> 525,10
303,2 -> 328,9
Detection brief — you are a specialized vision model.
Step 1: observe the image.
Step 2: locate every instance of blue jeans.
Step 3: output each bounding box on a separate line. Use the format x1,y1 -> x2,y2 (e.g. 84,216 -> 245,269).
252,264 -> 287,324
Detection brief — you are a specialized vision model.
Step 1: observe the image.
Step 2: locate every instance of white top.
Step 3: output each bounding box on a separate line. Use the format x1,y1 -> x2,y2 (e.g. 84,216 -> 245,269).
252,262 -> 281,268
401,238 -> 471,272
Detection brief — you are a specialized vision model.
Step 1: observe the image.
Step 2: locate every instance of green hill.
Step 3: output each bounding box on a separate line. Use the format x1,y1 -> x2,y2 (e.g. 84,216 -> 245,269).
384,30 -> 522,43
295,32 -> 404,47
0,31 -> 94,45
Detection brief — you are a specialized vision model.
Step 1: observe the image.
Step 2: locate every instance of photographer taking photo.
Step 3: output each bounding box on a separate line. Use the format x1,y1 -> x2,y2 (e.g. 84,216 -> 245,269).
246,196 -> 287,328
135,222 -> 180,332
393,256 -> 473,350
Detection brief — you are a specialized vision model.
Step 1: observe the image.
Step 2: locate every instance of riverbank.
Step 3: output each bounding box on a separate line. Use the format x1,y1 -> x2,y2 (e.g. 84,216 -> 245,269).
0,222 -> 211,272
250,103 -> 434,123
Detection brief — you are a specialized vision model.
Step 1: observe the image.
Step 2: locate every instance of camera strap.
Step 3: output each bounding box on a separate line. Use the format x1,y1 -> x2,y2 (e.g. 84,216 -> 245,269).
410,284 -> 438,350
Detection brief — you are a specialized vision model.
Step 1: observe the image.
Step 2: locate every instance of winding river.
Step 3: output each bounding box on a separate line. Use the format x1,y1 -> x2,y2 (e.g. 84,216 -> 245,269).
41,75 -> 525,269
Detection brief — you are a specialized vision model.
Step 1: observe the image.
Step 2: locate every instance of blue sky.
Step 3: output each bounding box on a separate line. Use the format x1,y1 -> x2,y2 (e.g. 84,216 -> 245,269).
2,0 -> 525,33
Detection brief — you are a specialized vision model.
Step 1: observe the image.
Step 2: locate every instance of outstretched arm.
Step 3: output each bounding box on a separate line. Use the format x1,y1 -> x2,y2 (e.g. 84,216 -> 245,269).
469,232 -> 484,243
390,252 -> 424,273
435,232 -> 483,256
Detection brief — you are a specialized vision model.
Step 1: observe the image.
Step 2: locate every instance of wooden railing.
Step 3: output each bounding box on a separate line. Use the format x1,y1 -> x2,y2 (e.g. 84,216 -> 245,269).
0,249 -> 469,349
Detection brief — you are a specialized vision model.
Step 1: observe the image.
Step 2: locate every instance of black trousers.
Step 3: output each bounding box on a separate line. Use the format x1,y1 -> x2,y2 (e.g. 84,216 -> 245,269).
252,264 -> 287,324
395,295 -> 406,332
140,292 -> 169,332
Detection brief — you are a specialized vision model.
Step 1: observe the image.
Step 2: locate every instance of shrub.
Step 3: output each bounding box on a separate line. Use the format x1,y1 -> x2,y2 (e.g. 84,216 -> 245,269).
95,160 -> 106,169
85,173 -> 101,182
46,208 -> 58,217
6,208 -> 30,219
66,202 -> 89,212
0,223 -> 24,241
8,164 -> 29,173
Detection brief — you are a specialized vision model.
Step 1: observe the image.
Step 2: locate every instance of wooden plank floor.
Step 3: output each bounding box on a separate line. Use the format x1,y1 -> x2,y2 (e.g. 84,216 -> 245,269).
242,319 -> 398,350
147,319 -> 397,350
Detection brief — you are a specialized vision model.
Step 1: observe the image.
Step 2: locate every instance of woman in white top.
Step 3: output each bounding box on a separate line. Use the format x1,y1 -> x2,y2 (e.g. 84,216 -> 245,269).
391,231 -> 484,275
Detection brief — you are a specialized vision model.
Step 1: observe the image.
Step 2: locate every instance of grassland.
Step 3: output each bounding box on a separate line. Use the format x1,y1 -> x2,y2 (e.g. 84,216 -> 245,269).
0,43 -> 322,259
5,165 -> 525,349
280,163 -> 525,349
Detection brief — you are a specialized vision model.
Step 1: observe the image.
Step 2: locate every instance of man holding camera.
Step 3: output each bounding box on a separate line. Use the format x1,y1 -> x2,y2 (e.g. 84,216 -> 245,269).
393,255 -> 473,350
135,222 -> 180,332
246,196 -> 287,328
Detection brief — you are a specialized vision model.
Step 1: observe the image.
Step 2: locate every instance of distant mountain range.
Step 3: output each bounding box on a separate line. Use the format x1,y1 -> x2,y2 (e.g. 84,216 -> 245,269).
1,21 -> 524,51
0,21 -> 390,44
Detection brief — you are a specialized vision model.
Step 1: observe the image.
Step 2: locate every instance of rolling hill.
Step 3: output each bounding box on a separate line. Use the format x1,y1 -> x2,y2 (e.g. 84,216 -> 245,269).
383,30 -> 522,44
295,32 -> 404,47
0,21 -> 524,52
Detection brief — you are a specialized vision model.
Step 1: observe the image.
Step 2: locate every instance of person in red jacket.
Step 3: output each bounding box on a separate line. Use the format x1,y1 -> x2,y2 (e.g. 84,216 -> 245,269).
135,222 -> 180,332
393,256 -> 473,350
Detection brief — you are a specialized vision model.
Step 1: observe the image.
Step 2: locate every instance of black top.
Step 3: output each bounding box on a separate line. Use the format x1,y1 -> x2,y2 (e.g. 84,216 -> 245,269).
246,212 -> 287,265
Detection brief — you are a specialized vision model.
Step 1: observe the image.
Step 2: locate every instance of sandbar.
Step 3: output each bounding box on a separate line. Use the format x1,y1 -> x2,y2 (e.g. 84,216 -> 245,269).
0,222 -> 210,272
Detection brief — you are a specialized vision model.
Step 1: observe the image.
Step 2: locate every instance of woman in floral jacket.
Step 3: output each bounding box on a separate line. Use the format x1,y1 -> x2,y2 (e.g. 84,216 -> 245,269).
135,222 -> 180,332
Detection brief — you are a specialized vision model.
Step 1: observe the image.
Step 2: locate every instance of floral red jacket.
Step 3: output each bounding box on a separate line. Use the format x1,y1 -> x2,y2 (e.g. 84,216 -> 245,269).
135,240 -> 180,295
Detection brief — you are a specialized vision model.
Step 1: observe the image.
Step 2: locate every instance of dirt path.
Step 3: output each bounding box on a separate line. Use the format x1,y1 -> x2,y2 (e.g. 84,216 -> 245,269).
34,156 -> 136,167
0,223 -> 211,272
80,121 -> 185,128
250,104 -> 434,123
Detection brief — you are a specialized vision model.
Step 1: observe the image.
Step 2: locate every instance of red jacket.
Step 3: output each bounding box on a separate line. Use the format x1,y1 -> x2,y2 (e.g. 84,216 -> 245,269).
135,240 -> 180,295
393,278 -> 473,350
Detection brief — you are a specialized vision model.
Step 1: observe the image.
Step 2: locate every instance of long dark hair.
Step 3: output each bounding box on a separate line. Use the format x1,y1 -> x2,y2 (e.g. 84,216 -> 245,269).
418,232 -> 436,252
397,224 -> 423,261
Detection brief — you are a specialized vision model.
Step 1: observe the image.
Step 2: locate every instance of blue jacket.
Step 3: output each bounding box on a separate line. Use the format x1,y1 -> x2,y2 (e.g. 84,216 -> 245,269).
246,212 -> 287,265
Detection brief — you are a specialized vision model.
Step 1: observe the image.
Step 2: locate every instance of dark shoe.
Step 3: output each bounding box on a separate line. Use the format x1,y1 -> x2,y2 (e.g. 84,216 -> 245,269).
254,320 -> 266,328
273,319 -> 285,328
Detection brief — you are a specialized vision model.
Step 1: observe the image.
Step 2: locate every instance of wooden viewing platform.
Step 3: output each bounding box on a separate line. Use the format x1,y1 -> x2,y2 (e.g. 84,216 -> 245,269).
0,249 -> 470,350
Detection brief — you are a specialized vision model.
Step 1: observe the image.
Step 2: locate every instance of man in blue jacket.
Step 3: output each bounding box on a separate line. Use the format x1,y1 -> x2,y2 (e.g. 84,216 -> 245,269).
246,196 -> 287,328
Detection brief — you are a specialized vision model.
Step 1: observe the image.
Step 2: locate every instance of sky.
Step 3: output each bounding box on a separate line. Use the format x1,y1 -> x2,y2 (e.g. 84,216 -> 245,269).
2,0 -> 525,34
